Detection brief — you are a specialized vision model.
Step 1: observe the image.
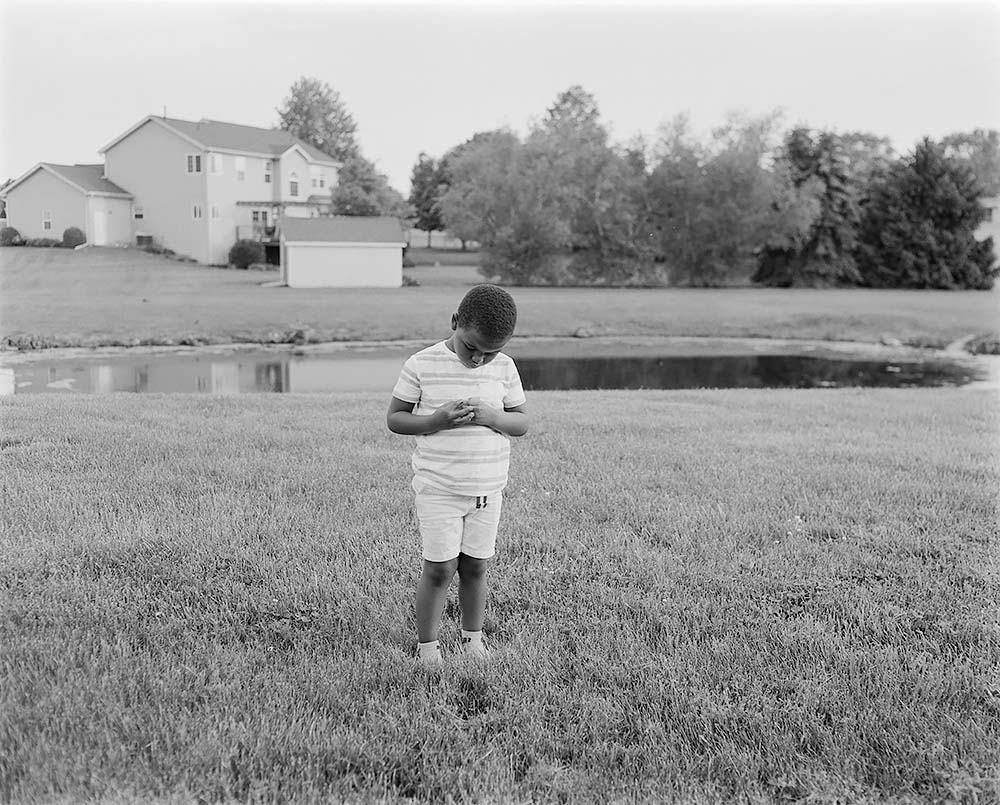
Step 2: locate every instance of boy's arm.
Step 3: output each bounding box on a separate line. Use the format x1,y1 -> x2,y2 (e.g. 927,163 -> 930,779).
471,402 -> 528,438
387,396 -> 475,435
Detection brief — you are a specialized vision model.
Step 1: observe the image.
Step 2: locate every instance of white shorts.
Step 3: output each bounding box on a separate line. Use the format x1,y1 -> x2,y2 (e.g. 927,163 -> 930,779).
414,487 -> 503,562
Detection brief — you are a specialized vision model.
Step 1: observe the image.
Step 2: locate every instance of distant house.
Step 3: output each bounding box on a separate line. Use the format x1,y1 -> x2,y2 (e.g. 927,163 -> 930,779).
975,195 -> 1000,250
279,215 -> 406,287
99,116 -> 343,264
1,115 -> 343,264
1,163 -> 132,243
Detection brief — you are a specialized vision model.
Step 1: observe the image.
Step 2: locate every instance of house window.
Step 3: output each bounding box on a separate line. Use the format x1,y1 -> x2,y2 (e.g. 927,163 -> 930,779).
209,153 -> 222,175
985,207 -> 995,223
133,204 -> 144,220
211,206 -> 220,219
290,172 -> 299,197
264,162 -> 272,183
42,210 -> 52,231
320,174 -> 325,189
252,211 -> 259,223
235,156 -> 246,181
186,154 -> 202,173
192,204 -> 203,219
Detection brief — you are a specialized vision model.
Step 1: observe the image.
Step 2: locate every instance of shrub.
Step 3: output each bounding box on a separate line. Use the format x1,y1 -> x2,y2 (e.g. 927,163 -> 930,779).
1,226 -> 22,246
24,237 -> 64,248
62,226 -> 86,249
229,239 -> 265,269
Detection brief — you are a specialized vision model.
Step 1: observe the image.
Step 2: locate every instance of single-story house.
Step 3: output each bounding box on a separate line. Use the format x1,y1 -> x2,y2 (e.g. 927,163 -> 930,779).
1,163 -> 132,244
975,195 -> 999,247
279,216 -> 406,288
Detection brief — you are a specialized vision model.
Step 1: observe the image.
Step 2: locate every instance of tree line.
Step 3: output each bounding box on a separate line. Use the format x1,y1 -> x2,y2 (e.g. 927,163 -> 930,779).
278,78 -> 999,290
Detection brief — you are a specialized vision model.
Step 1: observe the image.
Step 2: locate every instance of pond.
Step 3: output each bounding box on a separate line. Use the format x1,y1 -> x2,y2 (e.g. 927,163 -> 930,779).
2,338 -> 993,395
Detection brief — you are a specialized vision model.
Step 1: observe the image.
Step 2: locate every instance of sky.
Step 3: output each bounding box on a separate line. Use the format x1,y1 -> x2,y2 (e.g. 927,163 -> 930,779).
2,0 -> 999,195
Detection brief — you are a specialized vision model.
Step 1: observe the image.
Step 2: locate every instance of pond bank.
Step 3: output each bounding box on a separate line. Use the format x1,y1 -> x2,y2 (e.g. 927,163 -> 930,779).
4,335 -> 999,395
0,333 -> 991,365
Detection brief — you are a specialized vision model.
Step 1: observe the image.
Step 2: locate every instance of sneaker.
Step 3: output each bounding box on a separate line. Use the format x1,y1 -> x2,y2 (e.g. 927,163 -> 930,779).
415,645 -> 443,670
461,637 -> 489,659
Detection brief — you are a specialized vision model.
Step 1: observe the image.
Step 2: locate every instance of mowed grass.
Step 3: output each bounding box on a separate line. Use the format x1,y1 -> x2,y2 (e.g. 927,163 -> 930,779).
2,247 -> 999,349
2,390 -> 998,802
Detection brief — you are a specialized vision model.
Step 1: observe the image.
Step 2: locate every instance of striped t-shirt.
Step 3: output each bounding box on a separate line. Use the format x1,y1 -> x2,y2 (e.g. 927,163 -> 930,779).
392,340 -> 526,496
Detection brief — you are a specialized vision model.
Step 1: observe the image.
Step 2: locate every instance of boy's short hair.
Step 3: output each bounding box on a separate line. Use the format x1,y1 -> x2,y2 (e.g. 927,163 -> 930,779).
455,284 -> 517,342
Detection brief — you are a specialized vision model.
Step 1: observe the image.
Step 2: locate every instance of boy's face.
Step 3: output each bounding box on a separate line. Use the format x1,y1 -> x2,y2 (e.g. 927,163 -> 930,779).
449,315 -> 510,368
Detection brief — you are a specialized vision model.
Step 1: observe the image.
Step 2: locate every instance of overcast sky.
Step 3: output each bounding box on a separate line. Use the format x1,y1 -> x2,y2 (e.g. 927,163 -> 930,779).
2,0 -> 998,194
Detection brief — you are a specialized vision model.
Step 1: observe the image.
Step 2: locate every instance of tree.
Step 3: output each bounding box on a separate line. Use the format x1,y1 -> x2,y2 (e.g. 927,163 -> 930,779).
437,132 -> 509,250
331,154 -> 410,219
838,131 -> 895,193
942,129 -> 1000,195
649,112 -> 787,286
408,153 -> 444,246
437,129 -> 568,284
753,128 -> 863,286
855,138 -> 997,289
276,77 -> 359,161
528,85 -> 610,253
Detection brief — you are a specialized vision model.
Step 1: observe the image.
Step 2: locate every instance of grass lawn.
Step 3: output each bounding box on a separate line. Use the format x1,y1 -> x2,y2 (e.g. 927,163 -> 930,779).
2,247 -> 998,350
2,390 -> 998,802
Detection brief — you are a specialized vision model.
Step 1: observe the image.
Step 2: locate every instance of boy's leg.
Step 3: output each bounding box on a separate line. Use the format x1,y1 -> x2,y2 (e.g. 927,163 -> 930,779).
457,553 -> 489,632
416,558 -> 458,643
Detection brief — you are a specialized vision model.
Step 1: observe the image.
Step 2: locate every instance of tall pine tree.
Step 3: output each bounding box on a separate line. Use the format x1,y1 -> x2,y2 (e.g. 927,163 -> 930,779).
753,129 -> 862,286
856,138 -> 997,289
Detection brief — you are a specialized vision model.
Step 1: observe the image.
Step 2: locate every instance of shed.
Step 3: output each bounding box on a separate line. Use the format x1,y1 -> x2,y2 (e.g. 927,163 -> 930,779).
0,163 -> 132,244
279,216 -> 406,288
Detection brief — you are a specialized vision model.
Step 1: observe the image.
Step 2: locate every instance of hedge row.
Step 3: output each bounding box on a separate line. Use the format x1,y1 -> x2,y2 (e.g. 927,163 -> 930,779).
1,226 -> 87,249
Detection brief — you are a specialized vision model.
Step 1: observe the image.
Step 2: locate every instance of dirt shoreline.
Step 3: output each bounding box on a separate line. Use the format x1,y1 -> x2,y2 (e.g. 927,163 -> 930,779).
0,333 -> 991,365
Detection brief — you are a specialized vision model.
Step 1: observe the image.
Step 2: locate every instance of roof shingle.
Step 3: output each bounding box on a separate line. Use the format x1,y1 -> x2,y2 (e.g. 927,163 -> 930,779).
162,118 -> 340,164
41,164 -> 131,196
280,216 -> 406,244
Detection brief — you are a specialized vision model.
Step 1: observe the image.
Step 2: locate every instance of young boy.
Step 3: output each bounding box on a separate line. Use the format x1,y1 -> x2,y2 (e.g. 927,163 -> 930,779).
387,284 -> 528,667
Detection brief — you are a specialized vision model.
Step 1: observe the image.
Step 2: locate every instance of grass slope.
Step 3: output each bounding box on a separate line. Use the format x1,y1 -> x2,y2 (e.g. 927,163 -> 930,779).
2,248 -> 998,349
2,390 -> 998,802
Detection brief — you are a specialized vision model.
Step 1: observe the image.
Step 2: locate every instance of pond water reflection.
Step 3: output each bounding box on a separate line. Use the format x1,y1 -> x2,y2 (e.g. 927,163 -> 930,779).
4,347 -> 987,394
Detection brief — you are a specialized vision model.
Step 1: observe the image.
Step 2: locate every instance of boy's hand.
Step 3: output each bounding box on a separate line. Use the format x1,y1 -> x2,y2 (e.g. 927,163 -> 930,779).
433,400 -> 475,430
467,397 -> 502,428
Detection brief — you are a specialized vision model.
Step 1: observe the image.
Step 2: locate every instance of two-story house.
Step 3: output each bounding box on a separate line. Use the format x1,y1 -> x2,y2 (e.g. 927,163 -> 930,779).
2,115 -> 342,265
100,116 -> 342,264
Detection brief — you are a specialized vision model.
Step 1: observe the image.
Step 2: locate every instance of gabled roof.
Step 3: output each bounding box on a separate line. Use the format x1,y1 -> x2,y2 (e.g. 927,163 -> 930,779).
2,163 -> 131,198
279,215 -> 406,244
100,116 -> 342,165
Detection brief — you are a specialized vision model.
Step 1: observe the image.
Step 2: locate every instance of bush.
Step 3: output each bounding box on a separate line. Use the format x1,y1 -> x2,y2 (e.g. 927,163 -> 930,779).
0,226 -> 21,246
23,238 -> 64,248
62,226 -> 86,249
228,239 -> 265,269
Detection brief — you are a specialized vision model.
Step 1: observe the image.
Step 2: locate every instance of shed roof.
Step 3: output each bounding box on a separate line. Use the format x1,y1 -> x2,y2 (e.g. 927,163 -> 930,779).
280,216 -> 406,244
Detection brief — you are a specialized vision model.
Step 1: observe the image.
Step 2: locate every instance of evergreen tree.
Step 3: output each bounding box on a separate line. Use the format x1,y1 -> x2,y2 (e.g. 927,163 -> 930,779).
855,138 -> 997,289
753,128 -> 862,286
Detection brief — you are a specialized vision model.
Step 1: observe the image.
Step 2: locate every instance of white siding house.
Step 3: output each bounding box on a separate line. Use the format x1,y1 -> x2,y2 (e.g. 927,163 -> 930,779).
1,163 -> 132,244
280,216 -> 406,288
98,116 -> 342,264
975,195 -> 999,247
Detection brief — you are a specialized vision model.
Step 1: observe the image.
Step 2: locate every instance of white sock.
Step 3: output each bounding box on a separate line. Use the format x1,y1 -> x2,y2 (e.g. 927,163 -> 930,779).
417,640 -> 440,658
461,630 -> 483,644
